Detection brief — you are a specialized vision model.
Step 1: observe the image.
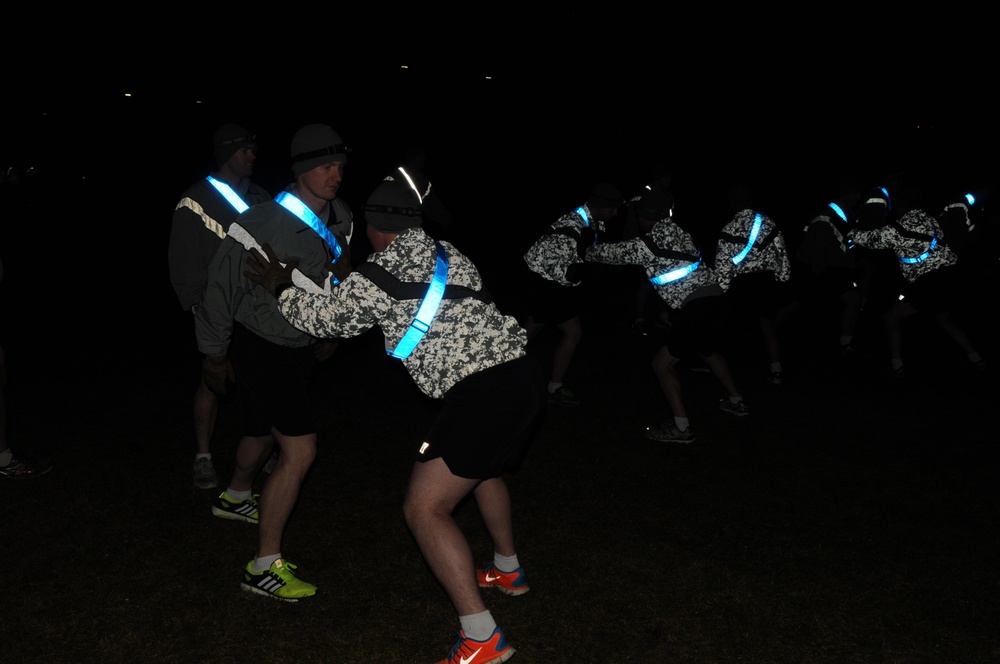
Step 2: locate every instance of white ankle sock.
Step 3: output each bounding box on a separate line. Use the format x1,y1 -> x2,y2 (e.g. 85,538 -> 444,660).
493,552 -> 520,573
459,610 -> 497,642
253,554 -> 281,573
225,488 -> 252,502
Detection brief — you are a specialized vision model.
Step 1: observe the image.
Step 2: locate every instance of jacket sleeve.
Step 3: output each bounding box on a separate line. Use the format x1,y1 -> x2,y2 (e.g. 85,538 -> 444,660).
194,237 -> 246,356
168,205 -> 222,312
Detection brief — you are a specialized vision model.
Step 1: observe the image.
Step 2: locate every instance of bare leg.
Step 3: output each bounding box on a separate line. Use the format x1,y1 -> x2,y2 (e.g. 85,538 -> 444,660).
193,379 -> 218,456
403,458 -> 485,616
473,477 -> 515,557
702,350 -> 741,400
839,289 -> 862,339
652,346 -> 686,418
933,311 -> 979,356
758,316 -> 781,366
0,344 -> 7,454
550,316 -> 582,385
883,300 -> 915,364
257,431 -> 316,558
523,316 -> 543,342
227,434 -> 274,493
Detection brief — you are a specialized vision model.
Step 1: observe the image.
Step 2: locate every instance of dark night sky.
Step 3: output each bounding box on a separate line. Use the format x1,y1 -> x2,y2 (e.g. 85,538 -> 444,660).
3,12 -> 997,333
6,11 -> 997,230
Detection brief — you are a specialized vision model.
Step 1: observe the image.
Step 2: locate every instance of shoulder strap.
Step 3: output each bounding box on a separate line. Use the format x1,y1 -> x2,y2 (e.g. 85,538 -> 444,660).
389,243 -> 447,359
274,191 -> 346,285
206,176 -> 249,213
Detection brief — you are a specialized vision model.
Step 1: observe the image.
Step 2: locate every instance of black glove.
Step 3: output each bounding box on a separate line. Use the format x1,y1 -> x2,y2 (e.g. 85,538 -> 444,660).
565,262 -> 585,283
244,243 -> 297,297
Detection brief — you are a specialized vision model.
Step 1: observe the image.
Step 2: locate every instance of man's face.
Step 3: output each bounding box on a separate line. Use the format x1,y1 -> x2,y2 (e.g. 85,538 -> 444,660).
366,224 -> 393,253
300,160 -> 345,202
228,145 -> 257,179
593,205 -> 618,225
638,214 -> 657,234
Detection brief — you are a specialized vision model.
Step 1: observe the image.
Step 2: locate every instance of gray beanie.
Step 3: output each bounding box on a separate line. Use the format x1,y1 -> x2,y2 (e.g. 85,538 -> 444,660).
290,124 -> 349,177
364,175 -> 423,233
213,123 -> 256,168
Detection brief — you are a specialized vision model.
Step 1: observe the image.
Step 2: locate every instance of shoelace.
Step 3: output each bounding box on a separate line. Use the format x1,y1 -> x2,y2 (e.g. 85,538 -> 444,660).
444,632 -> 466,661
270,560 -> 301,582
446,632 -> 493,663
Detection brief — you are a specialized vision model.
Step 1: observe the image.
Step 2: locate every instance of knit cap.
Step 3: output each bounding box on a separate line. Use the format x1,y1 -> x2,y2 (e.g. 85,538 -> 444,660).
290,124 -> 349,177
213,124 -> 256,168
587,182 -> 624,209
364,175 -> 423,233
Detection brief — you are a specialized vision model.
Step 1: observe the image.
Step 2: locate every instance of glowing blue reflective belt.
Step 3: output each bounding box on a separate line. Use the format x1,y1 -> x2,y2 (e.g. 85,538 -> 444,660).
206,176 -> 249,213
828,202 -> 847,223
274,191 -> 344,285
731,213 -> 763,265
573,206 -> 599,247
899,236 -> 938,264
651,258 -> 701,285
828,202 -> 854,249
389,243 -> 449,359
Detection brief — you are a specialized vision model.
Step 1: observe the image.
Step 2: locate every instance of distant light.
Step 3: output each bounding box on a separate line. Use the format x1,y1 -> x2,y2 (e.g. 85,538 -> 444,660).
400,65 -> 409,69
124,93 -> 132,97
485,76 -> 492,80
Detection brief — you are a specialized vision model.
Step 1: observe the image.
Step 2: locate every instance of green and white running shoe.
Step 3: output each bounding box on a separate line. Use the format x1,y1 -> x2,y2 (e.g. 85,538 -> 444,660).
241,558 -> 317,602
211,492 -> 259,523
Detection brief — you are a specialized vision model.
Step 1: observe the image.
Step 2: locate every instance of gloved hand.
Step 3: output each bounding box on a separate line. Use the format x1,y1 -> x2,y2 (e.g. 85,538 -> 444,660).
202,354 -> 235,395
565,262 -> 585,284
245,243 -> 297,297
313,340 -> 339,362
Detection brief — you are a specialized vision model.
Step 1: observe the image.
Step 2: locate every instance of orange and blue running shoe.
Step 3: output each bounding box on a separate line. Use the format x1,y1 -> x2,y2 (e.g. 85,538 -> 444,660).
435,627 -> 515,664
476,563 -> 529,596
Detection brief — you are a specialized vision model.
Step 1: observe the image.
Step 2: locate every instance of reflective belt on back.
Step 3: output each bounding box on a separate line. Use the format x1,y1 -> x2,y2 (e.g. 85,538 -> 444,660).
389,242 -> 449,359
573,206 -> 599,247
899,236 -> 938,264
731,213 -> 763,265
274,191 -> 345,286
651,258 -> 701,285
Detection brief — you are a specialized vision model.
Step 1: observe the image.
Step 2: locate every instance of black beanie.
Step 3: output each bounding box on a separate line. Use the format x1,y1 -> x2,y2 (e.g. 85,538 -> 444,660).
213,124 -> 256,168
637,190 -> 675,221
364,175 -> 423,233
587,182 -> 624,209
290,124 -> 349,177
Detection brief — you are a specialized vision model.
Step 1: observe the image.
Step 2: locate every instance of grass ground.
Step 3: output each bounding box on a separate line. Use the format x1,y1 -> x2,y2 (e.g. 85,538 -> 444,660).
3,263 -> 997,663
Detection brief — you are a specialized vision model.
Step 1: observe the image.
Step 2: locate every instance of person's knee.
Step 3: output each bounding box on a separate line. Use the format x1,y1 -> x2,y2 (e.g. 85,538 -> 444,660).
652,350 -> 678,374
276,435 -> 318,471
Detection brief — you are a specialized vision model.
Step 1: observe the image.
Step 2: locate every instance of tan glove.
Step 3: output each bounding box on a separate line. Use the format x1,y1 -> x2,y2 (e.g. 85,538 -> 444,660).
202,355 -> 234,395
244,243 -> 297,297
